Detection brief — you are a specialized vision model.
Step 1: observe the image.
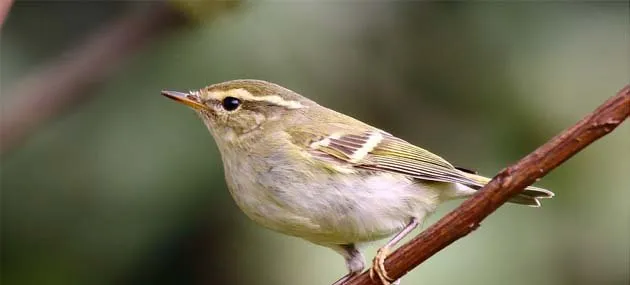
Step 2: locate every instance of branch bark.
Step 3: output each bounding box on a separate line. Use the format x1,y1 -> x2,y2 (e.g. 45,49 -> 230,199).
346,85 -> 630,285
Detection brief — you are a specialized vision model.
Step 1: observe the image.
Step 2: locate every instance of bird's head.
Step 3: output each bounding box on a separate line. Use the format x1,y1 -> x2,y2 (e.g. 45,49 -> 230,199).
162,79 -> 314,146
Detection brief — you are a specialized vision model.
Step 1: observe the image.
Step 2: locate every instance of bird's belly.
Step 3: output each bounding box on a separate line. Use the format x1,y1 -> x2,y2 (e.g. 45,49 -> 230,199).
225,166 -> 441,245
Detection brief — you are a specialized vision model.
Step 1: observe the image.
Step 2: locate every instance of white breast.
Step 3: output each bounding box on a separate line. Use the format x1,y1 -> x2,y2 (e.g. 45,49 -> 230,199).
223,151 -> 444,245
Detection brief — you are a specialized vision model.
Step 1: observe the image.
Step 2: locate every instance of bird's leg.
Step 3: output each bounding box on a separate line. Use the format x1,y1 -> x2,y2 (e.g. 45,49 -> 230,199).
331,244 -> 365,285
370,218 -> 419,285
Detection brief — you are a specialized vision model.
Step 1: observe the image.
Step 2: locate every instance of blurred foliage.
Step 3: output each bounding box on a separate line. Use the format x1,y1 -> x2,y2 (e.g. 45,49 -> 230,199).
169,0 -> 240,23
1,2 -> 628,285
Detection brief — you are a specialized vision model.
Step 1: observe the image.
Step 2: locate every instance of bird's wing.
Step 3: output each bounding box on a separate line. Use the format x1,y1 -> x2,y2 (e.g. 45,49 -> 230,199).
294,127 -> 483,188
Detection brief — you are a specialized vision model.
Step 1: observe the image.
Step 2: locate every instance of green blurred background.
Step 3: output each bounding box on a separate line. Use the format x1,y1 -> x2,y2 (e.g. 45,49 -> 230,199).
1,1 -> 628,285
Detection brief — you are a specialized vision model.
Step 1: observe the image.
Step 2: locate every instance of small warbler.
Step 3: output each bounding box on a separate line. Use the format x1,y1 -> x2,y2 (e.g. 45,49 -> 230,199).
161,80 -> 553,285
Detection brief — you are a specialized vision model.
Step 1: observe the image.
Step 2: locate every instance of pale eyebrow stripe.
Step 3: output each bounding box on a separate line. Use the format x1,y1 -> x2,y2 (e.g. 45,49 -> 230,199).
217,89 -> 305,109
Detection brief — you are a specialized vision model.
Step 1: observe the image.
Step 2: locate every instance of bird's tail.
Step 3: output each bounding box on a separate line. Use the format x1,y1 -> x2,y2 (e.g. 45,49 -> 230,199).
461,172 -> 554,207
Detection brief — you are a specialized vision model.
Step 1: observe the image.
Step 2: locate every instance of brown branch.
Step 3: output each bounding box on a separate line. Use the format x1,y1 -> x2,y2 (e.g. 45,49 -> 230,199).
0,0 -> 13,28
346,85 -> 630,285
0,3 -> 185,155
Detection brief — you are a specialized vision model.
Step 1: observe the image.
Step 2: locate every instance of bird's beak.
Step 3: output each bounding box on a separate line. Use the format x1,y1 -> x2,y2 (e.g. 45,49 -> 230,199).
161,90 -> 207,110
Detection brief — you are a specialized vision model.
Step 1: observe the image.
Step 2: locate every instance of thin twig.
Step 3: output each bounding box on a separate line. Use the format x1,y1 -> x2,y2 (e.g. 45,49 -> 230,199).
0,0 -> 12,28
0,3 -> 184,155
346,85 -> 630,285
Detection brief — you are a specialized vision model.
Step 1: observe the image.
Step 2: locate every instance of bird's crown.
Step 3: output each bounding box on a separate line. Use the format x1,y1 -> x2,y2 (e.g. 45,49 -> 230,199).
195,79 -> 311,110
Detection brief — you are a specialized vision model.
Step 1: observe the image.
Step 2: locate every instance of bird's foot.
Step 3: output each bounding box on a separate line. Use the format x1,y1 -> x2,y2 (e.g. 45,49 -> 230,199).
369,246 -> 396,285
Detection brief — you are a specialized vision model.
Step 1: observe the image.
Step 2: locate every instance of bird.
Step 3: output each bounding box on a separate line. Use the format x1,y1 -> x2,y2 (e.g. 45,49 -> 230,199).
161,79 -> 554,285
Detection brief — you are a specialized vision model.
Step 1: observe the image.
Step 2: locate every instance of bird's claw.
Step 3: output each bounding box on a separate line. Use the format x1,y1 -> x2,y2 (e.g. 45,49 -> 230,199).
369,246 -> 396,285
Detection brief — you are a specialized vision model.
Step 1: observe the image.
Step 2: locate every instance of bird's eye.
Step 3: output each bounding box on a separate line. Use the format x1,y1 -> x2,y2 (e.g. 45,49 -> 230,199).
221,96 -> 241,111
